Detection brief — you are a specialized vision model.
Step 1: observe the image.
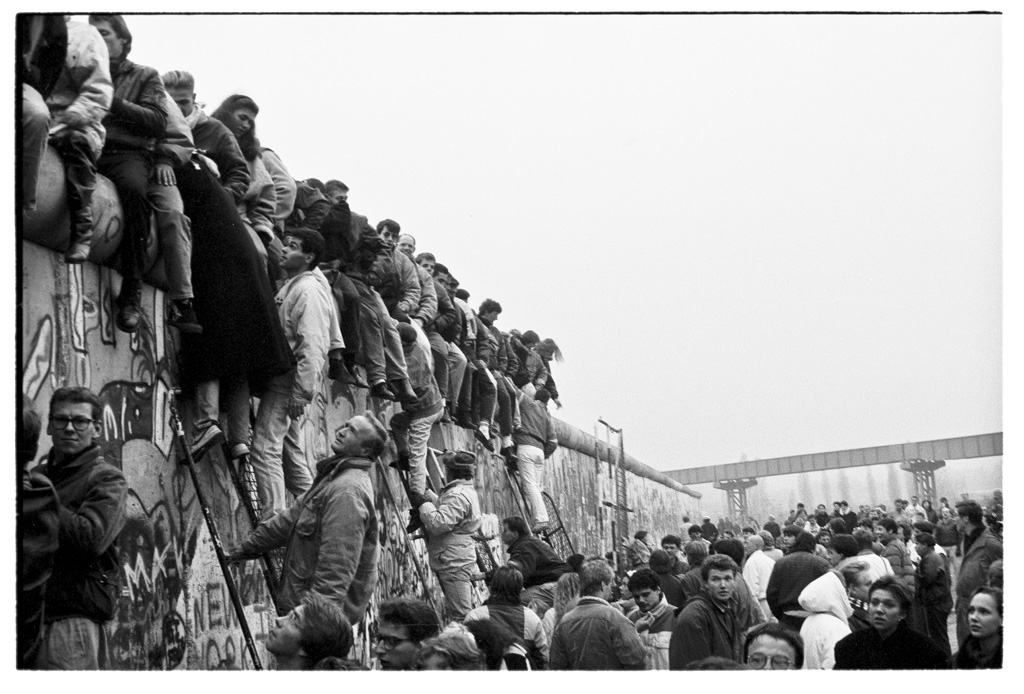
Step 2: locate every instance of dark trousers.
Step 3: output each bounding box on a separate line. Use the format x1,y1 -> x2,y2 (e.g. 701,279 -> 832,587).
426,330 -> 449,400
98,149 -> 153,286
494,373 -> 513,436
51,130 -> 99,243
470,368 -> 496,425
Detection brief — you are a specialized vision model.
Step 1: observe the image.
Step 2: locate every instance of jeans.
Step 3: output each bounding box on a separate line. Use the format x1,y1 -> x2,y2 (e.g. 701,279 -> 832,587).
250,371 -> 313,519
517,444 -> 547,526
147,179 -> 193,299
50,129 -> 99,246
40,618 -> 109,670
356,283 -> 409,384
21,84 -> 48,211
98,150 -> 153,284
437,564 -> 475,622
426,331 -> 449,400
195,373 -> 251,447
447,342 -> 467,409
494,373 -> 513,436
406,409 -> 443,495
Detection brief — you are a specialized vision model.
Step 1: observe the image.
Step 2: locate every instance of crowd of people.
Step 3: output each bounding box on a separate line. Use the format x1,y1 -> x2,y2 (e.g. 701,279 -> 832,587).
18,14 -> 1004,673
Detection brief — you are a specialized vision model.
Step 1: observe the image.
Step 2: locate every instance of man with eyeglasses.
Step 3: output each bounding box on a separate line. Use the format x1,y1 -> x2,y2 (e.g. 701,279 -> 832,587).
373,597 -> 440,670
37,386 -> 128,669
743,622 -> 803,670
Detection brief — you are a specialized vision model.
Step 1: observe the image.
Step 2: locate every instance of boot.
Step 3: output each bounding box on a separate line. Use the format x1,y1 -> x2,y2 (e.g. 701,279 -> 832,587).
116,279 -> 143,333
168,299 -> 202,334
370,381 -> 397,401
65,211 -> 93,264
454,411 -> 475,430
65,241 -> 91,264
389,452 -> 411,472
390,378 -> 419,406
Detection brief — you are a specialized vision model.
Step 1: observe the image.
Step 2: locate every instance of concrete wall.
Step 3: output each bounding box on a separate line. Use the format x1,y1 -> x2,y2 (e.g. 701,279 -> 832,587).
21,240 -> 695,670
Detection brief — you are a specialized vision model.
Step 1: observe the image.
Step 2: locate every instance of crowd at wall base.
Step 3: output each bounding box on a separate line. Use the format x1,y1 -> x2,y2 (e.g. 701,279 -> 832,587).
19,240 -> 694,669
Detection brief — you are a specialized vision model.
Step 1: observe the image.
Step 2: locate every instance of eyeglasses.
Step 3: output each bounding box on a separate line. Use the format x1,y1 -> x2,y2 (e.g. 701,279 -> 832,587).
747,653 -> 792,669
50,415 -> 96,431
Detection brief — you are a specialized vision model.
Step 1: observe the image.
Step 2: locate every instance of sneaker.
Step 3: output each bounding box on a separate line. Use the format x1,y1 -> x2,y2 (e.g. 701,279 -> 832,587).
229,442 -> 250,460
116,282 -> 143,333
190,423 -> 224,457
168,299 -> 202,334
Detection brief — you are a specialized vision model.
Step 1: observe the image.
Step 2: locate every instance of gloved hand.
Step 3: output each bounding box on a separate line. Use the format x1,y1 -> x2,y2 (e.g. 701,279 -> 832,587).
408,491 -> 429,509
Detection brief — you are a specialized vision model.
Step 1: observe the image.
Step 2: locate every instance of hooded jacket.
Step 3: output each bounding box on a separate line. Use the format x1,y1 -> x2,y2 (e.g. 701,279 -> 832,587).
798,571 -> 853,669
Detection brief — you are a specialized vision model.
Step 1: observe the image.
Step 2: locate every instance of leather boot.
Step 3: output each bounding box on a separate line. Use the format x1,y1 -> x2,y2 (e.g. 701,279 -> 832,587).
390,378 -> 419,406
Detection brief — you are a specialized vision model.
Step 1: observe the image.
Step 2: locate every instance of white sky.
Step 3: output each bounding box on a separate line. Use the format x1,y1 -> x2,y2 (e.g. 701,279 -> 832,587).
15,4 -> 1011,476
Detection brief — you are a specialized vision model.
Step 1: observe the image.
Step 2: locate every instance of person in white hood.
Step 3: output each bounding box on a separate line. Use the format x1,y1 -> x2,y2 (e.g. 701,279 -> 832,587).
797,570 -> 852,669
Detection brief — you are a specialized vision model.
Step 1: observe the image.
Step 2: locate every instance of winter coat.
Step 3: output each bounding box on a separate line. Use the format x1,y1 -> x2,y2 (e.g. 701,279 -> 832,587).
44,21 -> 112,158
934,518 -> 959,547
880,538 -> 915,595
101,58 -> 167,152
429,280 -> 459,342
669,589 -> 744,669
40,445 -> 128,624
190,111 -> 250,203
401,334 -> 442,419
374,249 -> 421,318
276,270 -> 335,404
418,478 -> 481,573
627,596 -> 676,670
798,571 -> 852,669
956,527 -> 1002,604
175,161 -> 295,387
955,632 -> 1002,669
915,548 -> 952,609
549,596 -> 647,670
834,619 -> 950,669
239,455 -> 378,622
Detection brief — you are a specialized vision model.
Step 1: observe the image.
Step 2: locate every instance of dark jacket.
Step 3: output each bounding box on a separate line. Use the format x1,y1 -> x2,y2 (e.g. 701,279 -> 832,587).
102,58 -> 167,151
286,181 -> 331,232
549,596 -> 646,670
507,536 -> 571,588
834,620 -> 950,669
669,590 -> 744,669
19,470 -> 61,667
239,455 -> 379,623
955,632 -> 1002,669
762,520 -> 781,538
956,527 -> 1002,603
191,112 -> 250,203
430,280 -> 459,342
915,548 -> 952,609
41,445 -> 128,623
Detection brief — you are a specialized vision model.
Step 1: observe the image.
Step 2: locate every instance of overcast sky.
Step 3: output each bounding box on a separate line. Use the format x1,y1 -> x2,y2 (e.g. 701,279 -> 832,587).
57,8 -> 1004,473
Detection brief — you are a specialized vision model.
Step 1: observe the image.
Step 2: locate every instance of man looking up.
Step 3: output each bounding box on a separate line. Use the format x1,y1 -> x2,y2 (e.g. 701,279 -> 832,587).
233,412 -> 384,624
374,598 -> 441,670
249,229 -> 334,519
39,387 -> 128,669
266,592 -> 353,670
669,554 -> 744,669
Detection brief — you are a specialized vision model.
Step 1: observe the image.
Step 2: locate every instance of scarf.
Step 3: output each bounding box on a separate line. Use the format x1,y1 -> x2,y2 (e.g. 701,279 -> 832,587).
185,105 -> 206,130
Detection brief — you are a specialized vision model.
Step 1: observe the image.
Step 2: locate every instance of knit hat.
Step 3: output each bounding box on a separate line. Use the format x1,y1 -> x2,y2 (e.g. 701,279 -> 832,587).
443,450 -> 476,475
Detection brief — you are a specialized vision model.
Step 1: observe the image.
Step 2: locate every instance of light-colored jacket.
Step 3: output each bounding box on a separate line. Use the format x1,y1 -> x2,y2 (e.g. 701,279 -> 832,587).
742,549 -> 776,620
419,478 -> 481,572
838,552 -> 893,583
239,155 -> 277,241
798,571 -> 852,669
260,147 -> 297,226
45,21 -> 112,157
412,263 -> 438,326
276,270 -> 334,404
627,596 -> 676,670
